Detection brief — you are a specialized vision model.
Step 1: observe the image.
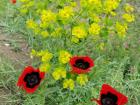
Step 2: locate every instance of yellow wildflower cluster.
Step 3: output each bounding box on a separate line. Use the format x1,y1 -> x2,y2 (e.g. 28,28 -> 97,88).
59,50 -> 71,64
89,23 -> 101,35
72,26 -> 87,39
63,79 -> 75,90
31,49 -> 52,72
39,63 -> 51,72
124,4 -> 134,13
76,74 -> 88,86
52,67 -> 66,80
104,0 -> 120,14
41,10 -> 56,23
26,19 -> 37,29
58,6 -> 74,20
122,14 -> 135,23
116,22 -> 128,38
19,0 -> 34,14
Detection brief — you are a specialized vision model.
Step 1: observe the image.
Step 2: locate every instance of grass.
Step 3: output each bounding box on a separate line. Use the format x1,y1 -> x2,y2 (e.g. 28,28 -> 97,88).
0,0 -> 140,105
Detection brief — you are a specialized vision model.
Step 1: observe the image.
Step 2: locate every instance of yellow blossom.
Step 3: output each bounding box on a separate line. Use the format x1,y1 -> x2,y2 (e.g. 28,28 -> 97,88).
89,23 -> 101,35
80,0 -> 102,11
33,27 -> 41,35
41,10 -> 56,22
104,0 -> 120,13
63,79 -> 75,90
41,31 -> 49,38
40,22 -> 48,28
30,49 -> 37,58
19,8 -> 28,14
26,19 -> 37,29
41,51 -> 53,62
76,74 -> 88,86
39,63 -> 51,72
116,22 -> 128,38
58,6 -> 74,20
52,67 -> 66,80
124,4 -> 134,13
72,26 -> 87,39
122,13 -> 135,23
88,0 -> 102,9
59,50 -> 71,64
20,0 -> 30,2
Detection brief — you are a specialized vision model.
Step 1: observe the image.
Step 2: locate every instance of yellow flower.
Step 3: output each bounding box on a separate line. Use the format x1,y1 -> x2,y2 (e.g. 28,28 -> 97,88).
41,51 -> 53,62
72,26 -> 87,39
40,22 -> 48,28
76,74 -> 88,86
30,49 -> 37,58
88,0 -> 102,8
20,0 -> 30,2
33,27 -> 40,35
41,10 -> 56,22
58,6 -> 74,20
41,31 -> 49,38
122,13 -> 135,23
124,4 -> 134,13
19,8 -> 28,14
36,50 -> 45,57
63,79 -> 75,90
116,22 -> 128,38
26,19 -> 37,29
104,0 -> 120,13
52,67 -> 66,80
70,2 -> 77,7
31,49 -> 36,55
39,63 -> 51,72
89,23 -> 101,35
59,50 -> 71,64
81,0 -> 102,11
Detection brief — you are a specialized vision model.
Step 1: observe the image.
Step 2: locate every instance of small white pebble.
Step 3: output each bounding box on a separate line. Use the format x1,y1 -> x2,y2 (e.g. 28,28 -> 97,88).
4,43 -> 10,47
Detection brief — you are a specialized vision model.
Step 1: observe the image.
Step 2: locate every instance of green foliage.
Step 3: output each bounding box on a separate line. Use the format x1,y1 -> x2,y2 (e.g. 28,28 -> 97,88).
0,0 -> 140,105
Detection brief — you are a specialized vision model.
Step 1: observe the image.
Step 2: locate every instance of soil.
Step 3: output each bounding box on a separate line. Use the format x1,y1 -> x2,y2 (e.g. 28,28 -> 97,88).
0,30 -> 32,68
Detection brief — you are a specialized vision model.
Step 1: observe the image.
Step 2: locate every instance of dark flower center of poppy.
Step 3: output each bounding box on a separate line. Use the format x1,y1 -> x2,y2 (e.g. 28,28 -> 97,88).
74,59 -> 90,70
24,72 -> 41,88
101,92 -> 118,105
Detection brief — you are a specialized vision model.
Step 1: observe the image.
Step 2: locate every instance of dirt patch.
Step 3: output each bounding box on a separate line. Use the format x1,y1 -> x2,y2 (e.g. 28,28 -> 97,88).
0,31 -> 32,68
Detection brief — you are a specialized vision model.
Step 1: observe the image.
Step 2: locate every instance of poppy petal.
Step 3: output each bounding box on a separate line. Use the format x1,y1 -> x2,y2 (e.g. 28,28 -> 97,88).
100,84 -> 128,105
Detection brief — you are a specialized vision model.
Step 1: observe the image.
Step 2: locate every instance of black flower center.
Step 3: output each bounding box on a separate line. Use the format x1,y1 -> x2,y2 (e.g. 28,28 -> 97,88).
101,92 -> 118,105
73,59 -> 90,70
24,72 -> 41,88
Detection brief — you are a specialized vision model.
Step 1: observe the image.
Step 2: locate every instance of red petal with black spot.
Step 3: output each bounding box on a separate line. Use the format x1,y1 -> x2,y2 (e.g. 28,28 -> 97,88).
70,56 -> 94,74
17,66 -> 45,94
91,84 -> 128,105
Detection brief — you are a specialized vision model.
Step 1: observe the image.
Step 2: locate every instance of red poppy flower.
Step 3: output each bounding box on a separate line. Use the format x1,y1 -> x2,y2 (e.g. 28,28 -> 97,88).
17,66 -> 45,93
10,0 -> 16,4
70,56 -> 94,74
91,84 -> 128,105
